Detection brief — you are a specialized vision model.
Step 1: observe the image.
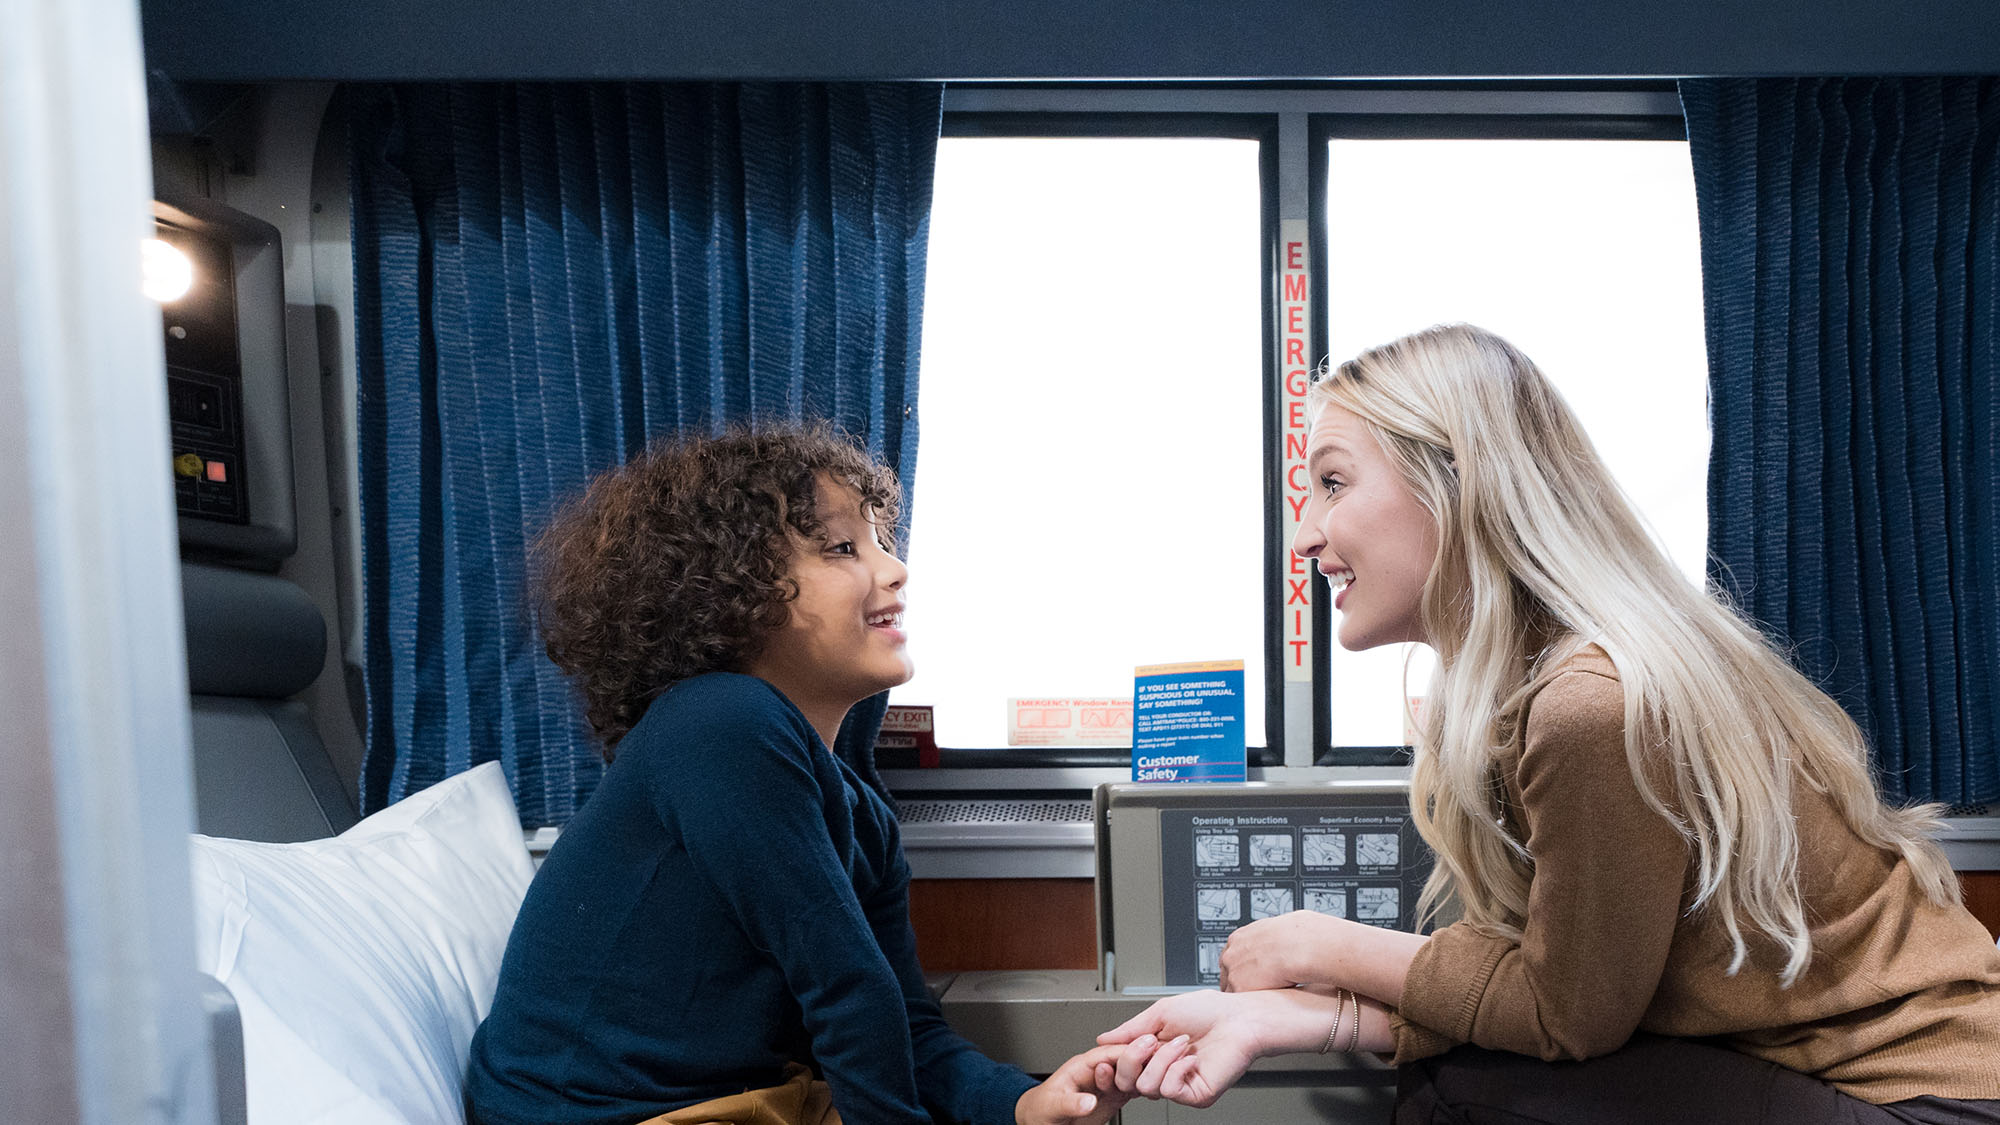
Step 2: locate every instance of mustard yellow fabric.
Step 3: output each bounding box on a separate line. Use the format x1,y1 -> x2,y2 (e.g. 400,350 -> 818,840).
636,1064 -> 841,1125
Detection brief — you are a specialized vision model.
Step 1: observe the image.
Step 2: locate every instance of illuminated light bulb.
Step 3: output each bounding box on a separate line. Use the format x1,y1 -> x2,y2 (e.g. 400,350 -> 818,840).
141,237 -> 193,302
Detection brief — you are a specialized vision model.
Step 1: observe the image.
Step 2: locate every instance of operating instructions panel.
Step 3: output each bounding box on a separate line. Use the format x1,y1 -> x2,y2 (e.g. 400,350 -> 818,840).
1158,798 -> 1433,985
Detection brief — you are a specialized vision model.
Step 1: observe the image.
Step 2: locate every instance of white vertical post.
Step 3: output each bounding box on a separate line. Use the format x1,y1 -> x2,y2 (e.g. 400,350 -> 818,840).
0,0 -> 215,1122
1274,111 -> 1318,767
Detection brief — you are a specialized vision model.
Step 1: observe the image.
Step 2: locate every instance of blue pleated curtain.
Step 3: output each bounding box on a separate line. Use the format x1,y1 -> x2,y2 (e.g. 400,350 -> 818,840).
1681,78 -> 2000,805
349,83 -> 943,825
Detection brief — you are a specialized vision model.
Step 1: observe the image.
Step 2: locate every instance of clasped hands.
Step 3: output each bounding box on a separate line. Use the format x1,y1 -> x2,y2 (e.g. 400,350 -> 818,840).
1072,910 -> 1394,1113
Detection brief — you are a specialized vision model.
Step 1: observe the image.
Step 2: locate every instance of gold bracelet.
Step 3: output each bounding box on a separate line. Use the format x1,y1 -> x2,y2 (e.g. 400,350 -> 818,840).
1318,988 -> 1347,1054
1346,990 -> 1362,1053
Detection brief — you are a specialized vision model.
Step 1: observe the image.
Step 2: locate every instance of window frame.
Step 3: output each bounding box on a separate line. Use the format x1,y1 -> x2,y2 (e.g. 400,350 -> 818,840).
922,110 -> 1286,766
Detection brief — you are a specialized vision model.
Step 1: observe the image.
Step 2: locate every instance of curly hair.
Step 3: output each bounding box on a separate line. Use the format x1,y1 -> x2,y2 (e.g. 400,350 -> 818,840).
531,422 -> 902,759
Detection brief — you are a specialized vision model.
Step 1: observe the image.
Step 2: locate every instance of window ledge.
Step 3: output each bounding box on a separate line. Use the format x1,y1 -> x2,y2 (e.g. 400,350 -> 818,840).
1938,817 -> 2000,872
525,796 -> 2000,875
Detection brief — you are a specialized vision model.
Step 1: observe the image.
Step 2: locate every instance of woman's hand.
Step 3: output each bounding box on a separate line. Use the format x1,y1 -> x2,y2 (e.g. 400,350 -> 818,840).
1094,989 -> 1335,1109
1217,910 -> 1340,991
1013,1043 -> 1135,1125
1221,909 -> 1429,1006
1094,986 -> 1402,1108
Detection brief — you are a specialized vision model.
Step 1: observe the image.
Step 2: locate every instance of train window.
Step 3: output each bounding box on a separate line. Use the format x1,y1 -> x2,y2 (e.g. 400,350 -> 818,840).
892,134 -> 1269,751
1319,136 -> 1710,749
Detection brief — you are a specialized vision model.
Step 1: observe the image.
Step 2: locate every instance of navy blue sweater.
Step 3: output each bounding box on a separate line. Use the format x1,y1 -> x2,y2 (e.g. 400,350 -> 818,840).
465,674 -> 1034,1125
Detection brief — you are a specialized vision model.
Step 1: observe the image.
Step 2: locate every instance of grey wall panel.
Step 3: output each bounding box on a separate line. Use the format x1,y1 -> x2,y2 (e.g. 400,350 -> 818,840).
189,698 -> 357,842
211,84 -> 370,802
181,562 -> 326,697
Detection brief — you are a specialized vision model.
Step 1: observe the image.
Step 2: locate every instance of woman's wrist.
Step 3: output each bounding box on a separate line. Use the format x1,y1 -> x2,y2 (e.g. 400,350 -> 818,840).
1248,988 -> 1346,1057
1266,988 -> 1398,1057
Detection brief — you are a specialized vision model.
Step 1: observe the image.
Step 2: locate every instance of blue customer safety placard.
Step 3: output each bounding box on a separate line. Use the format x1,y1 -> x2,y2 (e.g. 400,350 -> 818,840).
1131,660 -> 1246,783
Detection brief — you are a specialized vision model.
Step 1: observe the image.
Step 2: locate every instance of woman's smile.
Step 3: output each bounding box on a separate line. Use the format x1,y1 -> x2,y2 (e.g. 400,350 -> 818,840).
1324,566 -> 1355,610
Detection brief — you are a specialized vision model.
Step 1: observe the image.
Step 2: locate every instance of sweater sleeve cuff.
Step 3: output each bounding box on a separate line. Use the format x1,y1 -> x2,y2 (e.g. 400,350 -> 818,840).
970,1068 -> 1036,1125
1389,1008 -> 1459,1066
1397,923 -> 1511,1044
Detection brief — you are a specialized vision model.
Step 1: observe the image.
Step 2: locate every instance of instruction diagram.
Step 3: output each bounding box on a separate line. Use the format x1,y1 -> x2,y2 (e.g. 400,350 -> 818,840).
1249,834 -> 1294,868
1197,887 -> 1242,922
1356,833 -> 1401,867
1157,799 -> 1432,985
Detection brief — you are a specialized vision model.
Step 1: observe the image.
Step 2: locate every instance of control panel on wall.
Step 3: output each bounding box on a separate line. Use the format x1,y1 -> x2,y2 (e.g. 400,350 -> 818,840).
151,217 -> 249,525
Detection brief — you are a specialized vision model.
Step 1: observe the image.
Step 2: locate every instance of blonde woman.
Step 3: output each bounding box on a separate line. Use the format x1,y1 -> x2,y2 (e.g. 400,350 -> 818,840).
1097,325 -> 2000,1122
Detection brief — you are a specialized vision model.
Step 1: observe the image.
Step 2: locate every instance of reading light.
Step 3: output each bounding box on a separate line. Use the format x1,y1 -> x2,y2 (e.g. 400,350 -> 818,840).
141,236 -> 193,302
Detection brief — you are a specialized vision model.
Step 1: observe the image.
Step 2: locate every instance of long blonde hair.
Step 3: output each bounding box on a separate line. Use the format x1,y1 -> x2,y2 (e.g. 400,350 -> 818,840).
1314,324 -> 1952,985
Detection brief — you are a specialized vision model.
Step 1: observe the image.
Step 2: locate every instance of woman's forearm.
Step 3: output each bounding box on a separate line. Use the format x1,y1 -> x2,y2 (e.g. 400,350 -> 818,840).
1263,913 -> 1428,1005
1216,911 -> 1430,1014
1322,922 -> 1428,1007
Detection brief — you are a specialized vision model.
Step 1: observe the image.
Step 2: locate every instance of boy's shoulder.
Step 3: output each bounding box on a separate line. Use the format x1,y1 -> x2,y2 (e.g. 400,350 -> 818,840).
662,670 -> 787,709
624,672 -> 817,755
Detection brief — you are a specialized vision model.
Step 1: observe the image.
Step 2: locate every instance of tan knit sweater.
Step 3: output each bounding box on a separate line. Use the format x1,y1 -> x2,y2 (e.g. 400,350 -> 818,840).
1391,647 -> 2000,1103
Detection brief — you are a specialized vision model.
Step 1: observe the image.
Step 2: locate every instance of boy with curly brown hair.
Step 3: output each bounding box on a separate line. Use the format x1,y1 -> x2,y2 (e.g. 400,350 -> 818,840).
466,423 -> 1128,1125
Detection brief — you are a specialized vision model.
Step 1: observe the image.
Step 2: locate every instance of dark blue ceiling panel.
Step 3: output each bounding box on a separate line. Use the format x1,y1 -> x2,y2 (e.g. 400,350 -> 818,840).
139,0 -> 2000,82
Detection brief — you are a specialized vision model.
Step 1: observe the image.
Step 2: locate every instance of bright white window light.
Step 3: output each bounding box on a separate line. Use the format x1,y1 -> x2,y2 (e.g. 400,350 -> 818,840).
894,136 -> 1267,750
141,237 -> 193,302
1323,137 -> 1710,747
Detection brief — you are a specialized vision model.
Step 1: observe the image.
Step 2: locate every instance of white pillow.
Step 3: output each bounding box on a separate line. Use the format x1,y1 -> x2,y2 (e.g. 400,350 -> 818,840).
190,762 -> 534,1125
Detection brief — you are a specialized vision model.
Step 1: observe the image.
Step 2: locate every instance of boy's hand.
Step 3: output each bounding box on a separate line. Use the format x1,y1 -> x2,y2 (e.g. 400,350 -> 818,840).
1014,1043 -> 1141,1125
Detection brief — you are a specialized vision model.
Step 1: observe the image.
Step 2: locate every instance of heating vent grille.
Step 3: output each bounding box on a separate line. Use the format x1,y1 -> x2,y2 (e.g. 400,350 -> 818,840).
897,799 -> 1093,826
